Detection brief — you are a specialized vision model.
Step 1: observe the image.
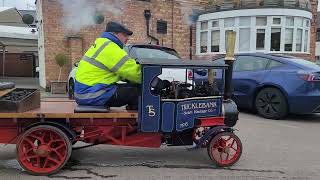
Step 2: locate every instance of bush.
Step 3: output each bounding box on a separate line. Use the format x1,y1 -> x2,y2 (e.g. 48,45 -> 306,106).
54,53 -> 69,81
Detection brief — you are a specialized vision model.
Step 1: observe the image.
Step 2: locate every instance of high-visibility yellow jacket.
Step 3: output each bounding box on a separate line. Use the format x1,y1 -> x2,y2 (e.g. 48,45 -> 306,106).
74,32 -> 141,106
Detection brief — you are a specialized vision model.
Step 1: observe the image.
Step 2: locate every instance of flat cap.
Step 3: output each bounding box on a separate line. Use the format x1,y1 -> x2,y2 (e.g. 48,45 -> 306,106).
105,21 -> 133,36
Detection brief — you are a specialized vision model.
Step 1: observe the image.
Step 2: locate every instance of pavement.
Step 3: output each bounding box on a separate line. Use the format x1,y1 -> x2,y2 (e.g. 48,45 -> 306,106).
0,77 -> 68,98
0,112 -> 319,180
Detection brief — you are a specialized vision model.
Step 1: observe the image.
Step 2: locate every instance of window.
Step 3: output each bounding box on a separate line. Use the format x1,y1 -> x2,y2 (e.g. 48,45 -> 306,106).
285,28 -> 293,51
273,18 -> 281,25
200,32 -> 208,53
270,28 -> 281,51
235,56 -> 269,71
212,21 -> 219,27
197,15 -> 311,54
296,29 -> 303,52
211,31 -> 220,52
239,28 -> 250,51
286,17 -> 294,26
317,29 -> 320,41
134,48 -> 180,60
296,17 -> 303,27
224,18 -> 235,27
256,29 -> 265,50
239,17 -> 251,26
267,60 -> 284,69
305,19 -> 310,27
201,21 -> 208,30
256,17 -> 267,26
304,30 -> 309,52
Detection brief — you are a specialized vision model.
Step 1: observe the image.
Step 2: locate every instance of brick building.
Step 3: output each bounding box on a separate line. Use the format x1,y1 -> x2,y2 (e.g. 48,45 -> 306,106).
36,0 -> 317,89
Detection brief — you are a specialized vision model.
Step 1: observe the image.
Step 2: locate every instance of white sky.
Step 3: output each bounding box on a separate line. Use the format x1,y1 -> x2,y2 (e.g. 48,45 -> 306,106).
1,0 -> 35,10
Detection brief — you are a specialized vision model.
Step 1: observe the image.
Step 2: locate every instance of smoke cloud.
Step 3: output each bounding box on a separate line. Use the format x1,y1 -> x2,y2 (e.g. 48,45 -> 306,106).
59,0 -> 126,32
178,1 -> 202,25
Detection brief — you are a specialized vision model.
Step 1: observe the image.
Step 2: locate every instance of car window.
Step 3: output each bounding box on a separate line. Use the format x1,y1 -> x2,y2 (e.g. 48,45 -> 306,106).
133,47 -> 180,60
235,56 -> 269,72
287,58 -> 318,69
267,60 -> 285,69
213,58 -> 225,65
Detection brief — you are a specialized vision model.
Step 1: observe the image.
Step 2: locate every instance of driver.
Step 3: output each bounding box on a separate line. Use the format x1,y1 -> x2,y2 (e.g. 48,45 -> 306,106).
74,21 -> 141,109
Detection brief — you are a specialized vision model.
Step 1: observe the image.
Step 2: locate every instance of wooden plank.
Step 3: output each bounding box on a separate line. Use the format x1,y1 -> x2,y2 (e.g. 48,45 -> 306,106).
0,88 -> 14,97
0,101 -> 138,119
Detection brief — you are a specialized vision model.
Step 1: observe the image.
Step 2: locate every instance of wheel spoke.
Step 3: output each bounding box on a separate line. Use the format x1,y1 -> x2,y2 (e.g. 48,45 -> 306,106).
231,147 -> 238,152
229,139 -> 236,148
225,152 -> 230,161
43,157 -> 49,168
49,139 -> 64,145
270,104 -> 279,113
36,156 -> 41,167
54,144 -> 65,151
52,150 -> 64,161
47,157 -> 60,165
22,154 -> 38,161
29,134 -> 43,144
23,138 -> 36,148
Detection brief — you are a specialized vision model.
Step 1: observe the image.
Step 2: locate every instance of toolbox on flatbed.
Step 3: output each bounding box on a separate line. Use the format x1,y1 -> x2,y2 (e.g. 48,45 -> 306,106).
0,88 -> 40,113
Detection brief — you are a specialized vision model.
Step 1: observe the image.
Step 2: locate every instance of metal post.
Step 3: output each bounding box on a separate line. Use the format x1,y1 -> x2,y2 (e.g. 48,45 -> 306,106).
2,45 -> 5,77
224,31 -> 236,100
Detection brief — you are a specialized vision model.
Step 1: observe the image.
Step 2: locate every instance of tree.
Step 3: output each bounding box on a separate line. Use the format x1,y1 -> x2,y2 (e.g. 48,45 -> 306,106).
54,53 -> 69,82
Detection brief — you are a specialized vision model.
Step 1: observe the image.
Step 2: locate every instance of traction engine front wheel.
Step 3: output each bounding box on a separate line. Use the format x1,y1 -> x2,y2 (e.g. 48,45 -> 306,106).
17,125 -> 72,175
207,132 -> 242,167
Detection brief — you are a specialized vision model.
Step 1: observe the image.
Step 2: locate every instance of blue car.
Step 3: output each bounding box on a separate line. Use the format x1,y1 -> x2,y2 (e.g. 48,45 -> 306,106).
193,53 -> 320,119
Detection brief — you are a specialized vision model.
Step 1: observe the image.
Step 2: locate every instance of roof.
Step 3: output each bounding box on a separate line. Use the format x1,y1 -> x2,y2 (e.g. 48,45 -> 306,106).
0,7 -> 14,12
0,25 -> 37,40
138,58 -> 229,69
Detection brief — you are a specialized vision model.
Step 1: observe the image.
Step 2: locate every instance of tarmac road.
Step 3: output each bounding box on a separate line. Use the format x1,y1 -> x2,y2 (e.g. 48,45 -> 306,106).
0,112 -> 320,180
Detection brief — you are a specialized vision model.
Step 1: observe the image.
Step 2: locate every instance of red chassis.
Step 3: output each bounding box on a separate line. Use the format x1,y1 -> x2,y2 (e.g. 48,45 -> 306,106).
0,100 -> 240,176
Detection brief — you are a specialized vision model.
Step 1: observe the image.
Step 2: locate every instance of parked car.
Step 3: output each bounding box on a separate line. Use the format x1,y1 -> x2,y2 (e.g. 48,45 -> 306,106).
193,53 -> 320,119
68,44 -> 190,98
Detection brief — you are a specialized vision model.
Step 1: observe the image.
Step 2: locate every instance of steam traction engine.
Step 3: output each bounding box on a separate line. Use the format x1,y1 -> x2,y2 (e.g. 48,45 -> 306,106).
0,32 -> 242,176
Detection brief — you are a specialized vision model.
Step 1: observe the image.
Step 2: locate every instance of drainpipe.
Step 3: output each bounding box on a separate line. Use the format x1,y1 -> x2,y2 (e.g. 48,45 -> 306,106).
144,10 -> 159,45
2,45 -> 5,77
224,31 -> 236,100
189,25 -> 193,60
189,15 -> 198,60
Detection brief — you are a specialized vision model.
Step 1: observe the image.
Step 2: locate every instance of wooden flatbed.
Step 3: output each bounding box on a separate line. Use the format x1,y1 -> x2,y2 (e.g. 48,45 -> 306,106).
0,98 -> 138,119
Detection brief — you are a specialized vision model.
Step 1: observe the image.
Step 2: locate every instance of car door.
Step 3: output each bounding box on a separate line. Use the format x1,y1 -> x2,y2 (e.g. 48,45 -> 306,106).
232,55 -> 270,108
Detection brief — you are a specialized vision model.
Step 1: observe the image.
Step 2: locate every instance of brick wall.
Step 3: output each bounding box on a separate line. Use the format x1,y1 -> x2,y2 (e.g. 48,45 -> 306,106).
39,0 -> 208,88
309,0 -> 318,61
39,0 -> 317,89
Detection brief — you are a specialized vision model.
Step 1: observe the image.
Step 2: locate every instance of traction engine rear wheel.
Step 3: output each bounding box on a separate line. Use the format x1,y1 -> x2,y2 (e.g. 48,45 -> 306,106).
17,125 -> 72,175
207,132 -> 242,167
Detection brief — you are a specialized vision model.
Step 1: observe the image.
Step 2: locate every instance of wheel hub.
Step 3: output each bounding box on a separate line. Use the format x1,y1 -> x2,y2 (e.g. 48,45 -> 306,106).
35,145 -> 51,157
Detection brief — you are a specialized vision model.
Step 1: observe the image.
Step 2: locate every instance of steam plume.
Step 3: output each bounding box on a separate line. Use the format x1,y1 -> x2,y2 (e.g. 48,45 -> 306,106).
59,0 -> 125,32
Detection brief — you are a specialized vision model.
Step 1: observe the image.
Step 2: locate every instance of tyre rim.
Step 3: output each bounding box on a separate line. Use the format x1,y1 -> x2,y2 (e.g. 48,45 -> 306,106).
210,133 -> 241,165
18,128 -> 68,174
69,82 -> 74,97
256,92 -> 281,115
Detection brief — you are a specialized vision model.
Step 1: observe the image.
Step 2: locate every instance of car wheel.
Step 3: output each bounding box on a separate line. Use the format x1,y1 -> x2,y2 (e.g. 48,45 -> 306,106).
254,87 -> 288,119
68,79 -> 75,99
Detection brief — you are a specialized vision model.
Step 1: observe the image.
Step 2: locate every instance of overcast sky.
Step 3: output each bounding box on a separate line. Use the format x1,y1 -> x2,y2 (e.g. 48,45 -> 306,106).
1,0 -> 35,10
0,0 -> 319,11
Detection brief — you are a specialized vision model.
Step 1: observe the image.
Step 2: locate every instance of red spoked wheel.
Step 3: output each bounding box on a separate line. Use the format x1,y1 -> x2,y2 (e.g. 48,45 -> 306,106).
207,132 -> 242,167
17,125 -> 72,175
